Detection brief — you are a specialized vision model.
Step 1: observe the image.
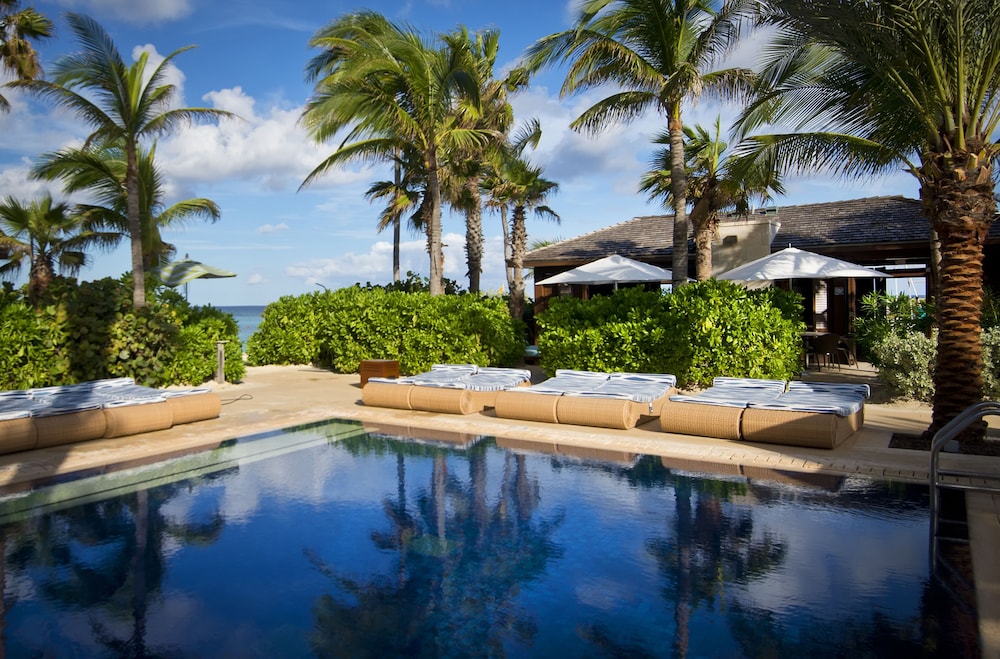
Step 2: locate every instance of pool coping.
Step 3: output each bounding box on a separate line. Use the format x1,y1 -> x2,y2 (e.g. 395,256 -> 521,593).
0,364 -> 996,656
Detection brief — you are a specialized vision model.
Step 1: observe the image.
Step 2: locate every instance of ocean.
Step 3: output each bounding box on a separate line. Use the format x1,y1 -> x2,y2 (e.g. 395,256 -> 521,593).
217,305 -> 267,346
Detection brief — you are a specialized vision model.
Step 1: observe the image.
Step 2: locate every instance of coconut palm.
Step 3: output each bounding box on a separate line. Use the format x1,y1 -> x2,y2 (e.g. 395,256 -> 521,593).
640,116 -> 784,280
12,13 -> 233,308
524,0 -> 757,287
0,0 -> 52,111
32,142 -> 221,270
0,193 -> 117,302
735,0 -> 1000,446
301,11 -> 488,296
441,27 -> 526,294
363,145 -> 426,283
500,156 -> 559,321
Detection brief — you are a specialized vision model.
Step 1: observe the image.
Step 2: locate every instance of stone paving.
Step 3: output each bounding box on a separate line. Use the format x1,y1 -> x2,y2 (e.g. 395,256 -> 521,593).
0,363 -> 996,655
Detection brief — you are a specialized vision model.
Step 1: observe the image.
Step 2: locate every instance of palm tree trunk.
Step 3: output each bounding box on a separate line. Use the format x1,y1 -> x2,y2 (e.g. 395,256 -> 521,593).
426,154 -> 444,296
393,158 -> 402,283
501,206 -> 513,291
465,177 -> 483,294
126,145 -> 146,308
509,206 -> 527,320
668,110 -> 688,288
690,200 -> 714,281
921,162 -> 994,447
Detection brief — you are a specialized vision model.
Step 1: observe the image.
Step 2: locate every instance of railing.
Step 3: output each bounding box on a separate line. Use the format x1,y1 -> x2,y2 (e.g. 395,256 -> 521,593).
929,401 -> 1000,573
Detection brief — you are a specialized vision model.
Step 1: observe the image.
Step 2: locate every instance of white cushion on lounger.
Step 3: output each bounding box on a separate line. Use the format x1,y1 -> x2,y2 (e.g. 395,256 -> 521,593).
786,381 -> 870,398
568,376 -> 675,403
669,382 -> 786,408
747,394 -> 864,416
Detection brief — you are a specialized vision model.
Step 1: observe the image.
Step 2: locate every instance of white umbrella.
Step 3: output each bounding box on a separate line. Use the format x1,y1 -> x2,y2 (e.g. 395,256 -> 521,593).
156,258 -> 237,288
716,247 -> 888,281
536,254 -> 674,286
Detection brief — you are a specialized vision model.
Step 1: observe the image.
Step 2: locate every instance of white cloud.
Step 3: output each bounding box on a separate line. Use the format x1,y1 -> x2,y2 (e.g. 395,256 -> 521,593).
246,273 -> 265,285
54,0 -> 193,24
133,44 -> 187,107
257,223 -> 289,234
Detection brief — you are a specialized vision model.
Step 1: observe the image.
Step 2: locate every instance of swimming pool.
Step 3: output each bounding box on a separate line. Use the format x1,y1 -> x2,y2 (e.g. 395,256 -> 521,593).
0,418 -> 977,657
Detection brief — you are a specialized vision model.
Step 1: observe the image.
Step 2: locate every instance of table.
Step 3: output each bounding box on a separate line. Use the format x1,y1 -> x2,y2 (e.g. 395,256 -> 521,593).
360,359 -> 400,386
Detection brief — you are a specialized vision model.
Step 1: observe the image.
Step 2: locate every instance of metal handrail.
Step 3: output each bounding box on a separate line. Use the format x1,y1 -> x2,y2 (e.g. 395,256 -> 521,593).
929,401 -> 1000,571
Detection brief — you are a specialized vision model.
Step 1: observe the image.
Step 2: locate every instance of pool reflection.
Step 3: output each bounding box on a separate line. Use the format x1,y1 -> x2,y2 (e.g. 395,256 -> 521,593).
0,421 -> 977,658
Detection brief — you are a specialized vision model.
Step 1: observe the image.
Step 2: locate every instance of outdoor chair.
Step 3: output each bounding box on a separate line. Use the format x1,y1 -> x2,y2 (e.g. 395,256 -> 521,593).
806,332 -> 842,370
659,377 -> 788,440
492,370 -> 677,430
361,365 -> 532,415
740,382 -> 870,449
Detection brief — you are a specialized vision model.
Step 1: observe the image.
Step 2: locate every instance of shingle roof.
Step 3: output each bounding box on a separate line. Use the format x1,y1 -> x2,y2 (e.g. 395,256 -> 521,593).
524,195 -> 986,267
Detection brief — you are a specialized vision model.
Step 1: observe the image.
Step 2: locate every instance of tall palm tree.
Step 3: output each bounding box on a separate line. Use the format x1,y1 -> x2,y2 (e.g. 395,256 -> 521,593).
502,156 -> 559,321
12,13 -> 232,308
735,0 -> 1000,446
363,145 -> 426,282
0,193 -> 117,302
524,0 -> 757,287
32,143 -> 221,270
0,0 -> 52,111
640,116 -> 784,280
301,11 -> 488,296
441,27 -> 526,294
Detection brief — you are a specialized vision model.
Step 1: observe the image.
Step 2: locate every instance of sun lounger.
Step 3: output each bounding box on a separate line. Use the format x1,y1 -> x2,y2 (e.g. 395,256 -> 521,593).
0,378 -> 222,454
492,370 -> 677,430
740,382 -> 870,449
659,377 -> 787,440
361,365 -> 532,415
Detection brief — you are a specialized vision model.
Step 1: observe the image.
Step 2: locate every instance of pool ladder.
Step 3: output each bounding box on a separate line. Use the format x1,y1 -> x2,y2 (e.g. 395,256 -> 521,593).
929,401 -> 1000,575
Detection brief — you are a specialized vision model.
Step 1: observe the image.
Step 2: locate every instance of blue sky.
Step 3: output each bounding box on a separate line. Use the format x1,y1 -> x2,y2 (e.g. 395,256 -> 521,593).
0,0 -> 919,306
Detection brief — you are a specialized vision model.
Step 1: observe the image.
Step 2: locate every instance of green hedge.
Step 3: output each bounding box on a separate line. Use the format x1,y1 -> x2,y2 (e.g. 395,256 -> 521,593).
0,277 -> 243,389
247,287 -> 525,374
537,280 -> 804,388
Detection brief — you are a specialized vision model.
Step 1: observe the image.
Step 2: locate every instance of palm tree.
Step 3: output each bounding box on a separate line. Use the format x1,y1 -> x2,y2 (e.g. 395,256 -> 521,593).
524,0 -> 757,287
0,193 -> 117,302
32,142 -> 221,270
301,11 -> 488,296
640,116 -> 784,280
363,145 -> 426,283
441,27 -> 526,294
0,0 -> 52,111
12,13 -> 233,308
735,0 -> 1000,446
502,156 -> 559,321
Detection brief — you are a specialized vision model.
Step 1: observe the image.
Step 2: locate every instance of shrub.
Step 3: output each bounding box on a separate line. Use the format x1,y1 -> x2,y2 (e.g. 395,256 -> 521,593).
870,330 -> 936,401
248,287 -> 524,374
855,291 -> 934,365
0,276 -> 242,389
537,280 -> 804,388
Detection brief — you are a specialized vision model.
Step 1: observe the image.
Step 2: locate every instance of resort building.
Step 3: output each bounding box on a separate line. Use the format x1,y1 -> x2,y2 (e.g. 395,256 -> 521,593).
526,195 -> 1000,338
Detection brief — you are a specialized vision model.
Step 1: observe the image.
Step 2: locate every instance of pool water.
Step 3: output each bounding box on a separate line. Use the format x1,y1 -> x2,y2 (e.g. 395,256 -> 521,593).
0,419 -> 978,657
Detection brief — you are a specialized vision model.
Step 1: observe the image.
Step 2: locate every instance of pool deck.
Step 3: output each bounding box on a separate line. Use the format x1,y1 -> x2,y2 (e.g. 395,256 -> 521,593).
0,362 -> 997,655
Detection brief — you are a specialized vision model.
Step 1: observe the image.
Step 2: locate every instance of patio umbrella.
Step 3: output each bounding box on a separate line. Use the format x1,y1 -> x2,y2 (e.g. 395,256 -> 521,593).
156,258 -> 237,288
716,247 -> 888,281
536,254 -> 674,287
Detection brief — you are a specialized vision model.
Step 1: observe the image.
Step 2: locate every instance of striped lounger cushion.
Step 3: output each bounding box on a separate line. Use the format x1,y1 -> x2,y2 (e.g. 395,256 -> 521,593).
740,382 -> 870,449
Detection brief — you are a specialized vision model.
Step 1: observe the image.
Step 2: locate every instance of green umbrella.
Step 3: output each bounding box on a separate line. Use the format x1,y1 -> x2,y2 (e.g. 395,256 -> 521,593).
156,258 -> 236,288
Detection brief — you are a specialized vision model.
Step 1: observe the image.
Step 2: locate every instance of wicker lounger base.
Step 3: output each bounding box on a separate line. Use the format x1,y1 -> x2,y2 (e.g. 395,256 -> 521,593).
35,409 -> 107,448
555,396 -> 643,430
0,418 -> 37,453
362,382 -> 415,410
658,400 -> 745,441
408,386 -> 495,415
103,402 -> 175,439
167,392 -> 222,425
493,391 -> 560,423
740,408 -> 862,449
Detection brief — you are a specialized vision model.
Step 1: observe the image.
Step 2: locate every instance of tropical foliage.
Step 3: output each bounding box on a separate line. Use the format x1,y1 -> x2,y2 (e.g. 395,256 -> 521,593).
301,11 -> 489,296
736,0 -> 1000,445
0,193 -> 117,302
525,0 -> 757,286
0,276 -> 243,390
0,0 -> 52,111
246,286 -> 524,373
13,13 -> 231,308
537,281 -> 804,387
640,116 -> 784,280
